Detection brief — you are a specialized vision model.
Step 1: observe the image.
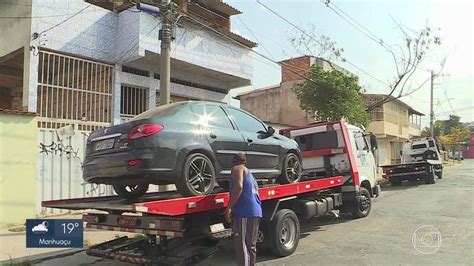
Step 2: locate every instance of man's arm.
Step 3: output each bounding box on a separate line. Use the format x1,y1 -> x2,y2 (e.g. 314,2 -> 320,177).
225,166 -> 244,222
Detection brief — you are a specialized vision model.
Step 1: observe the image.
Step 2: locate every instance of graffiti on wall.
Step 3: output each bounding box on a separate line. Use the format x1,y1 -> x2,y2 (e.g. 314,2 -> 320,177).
38,141 -> 80,158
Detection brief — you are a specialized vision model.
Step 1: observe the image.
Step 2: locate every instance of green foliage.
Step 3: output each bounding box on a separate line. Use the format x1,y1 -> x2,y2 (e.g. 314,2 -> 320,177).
438,127 -> 470,146
7,226 -> 26,232
421,115 -> 464,137
292,65 -> 370,127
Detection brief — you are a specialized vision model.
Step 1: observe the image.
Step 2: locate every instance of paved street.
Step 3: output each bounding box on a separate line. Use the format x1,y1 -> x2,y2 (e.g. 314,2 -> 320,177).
18,160 -> 474,265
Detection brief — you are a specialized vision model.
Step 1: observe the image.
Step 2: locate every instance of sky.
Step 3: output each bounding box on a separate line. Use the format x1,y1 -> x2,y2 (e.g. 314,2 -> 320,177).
225,0 -> 473,125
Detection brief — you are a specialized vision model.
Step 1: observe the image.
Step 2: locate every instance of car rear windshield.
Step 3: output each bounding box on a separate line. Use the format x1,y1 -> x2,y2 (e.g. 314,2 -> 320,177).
294,131 -> 338,151
412,143 -> 427,149
130,102 -> 185,121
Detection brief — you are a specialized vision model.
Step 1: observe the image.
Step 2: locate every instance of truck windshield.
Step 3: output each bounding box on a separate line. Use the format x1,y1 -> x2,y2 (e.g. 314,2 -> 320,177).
294,131 -> 338,151
412,143 -> 427,149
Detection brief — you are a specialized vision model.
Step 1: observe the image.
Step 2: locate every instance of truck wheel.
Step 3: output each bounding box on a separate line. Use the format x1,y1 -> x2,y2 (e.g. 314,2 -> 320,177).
436,171 -> 442,179
352,187 -> 372,218
176,153 -> 216,196
113,183 -> 149,199
277,153 -> 301,184
268,209 -> 300,257
424,171 -> 436,184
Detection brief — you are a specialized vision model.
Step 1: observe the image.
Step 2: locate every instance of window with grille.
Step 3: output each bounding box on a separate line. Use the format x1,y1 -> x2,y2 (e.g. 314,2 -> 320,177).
121,85 -> 149,117
37,50 -> 113,131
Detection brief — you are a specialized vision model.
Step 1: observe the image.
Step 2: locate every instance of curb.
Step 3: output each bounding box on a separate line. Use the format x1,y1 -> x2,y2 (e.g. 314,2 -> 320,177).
0,248 -> 85,265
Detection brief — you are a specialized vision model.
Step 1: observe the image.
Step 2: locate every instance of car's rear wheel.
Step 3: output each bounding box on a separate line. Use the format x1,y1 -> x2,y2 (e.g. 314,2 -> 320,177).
176,153 -> 216,196
277,153 -> 301,184
113,183 -> 149,199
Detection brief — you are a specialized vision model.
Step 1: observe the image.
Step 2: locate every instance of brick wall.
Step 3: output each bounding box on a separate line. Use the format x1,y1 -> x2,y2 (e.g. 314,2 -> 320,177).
280,56 -> 311,83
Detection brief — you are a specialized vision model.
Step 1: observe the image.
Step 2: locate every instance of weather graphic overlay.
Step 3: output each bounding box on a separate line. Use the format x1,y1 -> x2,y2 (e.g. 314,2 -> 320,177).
26,219 -> 83,248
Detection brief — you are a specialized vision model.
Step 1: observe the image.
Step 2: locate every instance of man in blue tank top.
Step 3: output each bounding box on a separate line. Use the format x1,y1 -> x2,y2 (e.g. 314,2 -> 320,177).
225,153 -> 262,266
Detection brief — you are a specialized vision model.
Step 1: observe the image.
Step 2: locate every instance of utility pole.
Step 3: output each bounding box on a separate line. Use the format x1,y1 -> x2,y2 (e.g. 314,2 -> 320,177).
430,70 -> 434,137
159,0 -> 172,105
137,1 -> 180,106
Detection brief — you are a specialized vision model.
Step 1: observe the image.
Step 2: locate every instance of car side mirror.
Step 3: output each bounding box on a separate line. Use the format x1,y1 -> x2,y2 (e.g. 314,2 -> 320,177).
267,126 -> 275,136
369,134 -> 378,150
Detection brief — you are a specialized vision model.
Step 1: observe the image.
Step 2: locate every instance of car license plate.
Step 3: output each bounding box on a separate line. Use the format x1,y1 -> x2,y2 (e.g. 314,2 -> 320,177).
95,138 -> 115,151
118,217 -> 140,227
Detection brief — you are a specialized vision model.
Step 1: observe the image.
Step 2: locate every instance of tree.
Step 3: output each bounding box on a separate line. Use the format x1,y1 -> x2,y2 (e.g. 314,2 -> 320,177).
421,115 -> 463,137
288,19 -> 444,111
292,65 -> 370,127
438,127 -> 470,152
421,120 -> 444,137
443,115 -> 462,134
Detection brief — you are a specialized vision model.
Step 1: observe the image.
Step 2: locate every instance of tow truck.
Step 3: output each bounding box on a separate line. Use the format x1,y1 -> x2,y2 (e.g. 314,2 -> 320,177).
42,119 -> 381,265
381,137 -> 443,186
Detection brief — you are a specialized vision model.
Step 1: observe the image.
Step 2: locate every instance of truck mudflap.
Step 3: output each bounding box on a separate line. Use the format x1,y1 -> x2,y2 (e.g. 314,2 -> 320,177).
86,235 -> 219,265
373,185 -> 381,198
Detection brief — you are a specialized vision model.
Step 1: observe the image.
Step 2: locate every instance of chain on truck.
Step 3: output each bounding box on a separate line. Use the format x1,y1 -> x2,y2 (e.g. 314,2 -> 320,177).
42,119 -> 381,265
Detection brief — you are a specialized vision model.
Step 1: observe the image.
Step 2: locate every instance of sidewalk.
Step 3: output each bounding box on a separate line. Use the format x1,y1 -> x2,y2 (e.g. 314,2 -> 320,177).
0,213 -> 136,264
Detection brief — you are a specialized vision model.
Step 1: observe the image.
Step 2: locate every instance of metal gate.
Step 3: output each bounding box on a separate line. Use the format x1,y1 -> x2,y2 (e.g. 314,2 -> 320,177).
36,50 -> 115,214
37,127 -> 114,215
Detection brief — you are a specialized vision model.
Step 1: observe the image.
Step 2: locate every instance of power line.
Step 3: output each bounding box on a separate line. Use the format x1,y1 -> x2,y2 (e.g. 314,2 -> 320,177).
324,1 -> 431,73
256,0 -> 390,88
435,106 -> 473,115
441,75 -> 456,115
174,10 -> 322,87
36,5 -> 92,36
365,75 -> 431,111
236,16 -> 275,60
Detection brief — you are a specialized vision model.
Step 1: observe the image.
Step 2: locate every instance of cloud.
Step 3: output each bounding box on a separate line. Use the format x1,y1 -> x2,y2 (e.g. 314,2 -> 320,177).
32,222 -> 48,233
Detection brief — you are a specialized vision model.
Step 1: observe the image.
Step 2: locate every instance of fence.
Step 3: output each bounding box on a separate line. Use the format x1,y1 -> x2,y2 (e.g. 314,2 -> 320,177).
37,127 -> 114,215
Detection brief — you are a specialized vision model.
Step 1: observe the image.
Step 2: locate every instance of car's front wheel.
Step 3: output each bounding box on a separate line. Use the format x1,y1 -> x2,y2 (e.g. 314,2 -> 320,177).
176,153 -> 216,196
113,183 -> 149,199
278,153 -> 301,184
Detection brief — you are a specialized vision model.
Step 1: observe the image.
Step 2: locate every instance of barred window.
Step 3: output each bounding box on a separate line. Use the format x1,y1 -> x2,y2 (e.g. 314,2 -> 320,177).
121,85 -> 149,116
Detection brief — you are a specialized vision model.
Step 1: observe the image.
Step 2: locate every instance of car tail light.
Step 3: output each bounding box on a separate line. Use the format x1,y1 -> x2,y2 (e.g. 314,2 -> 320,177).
128,159 -> 144,167
128,124 -> 164,140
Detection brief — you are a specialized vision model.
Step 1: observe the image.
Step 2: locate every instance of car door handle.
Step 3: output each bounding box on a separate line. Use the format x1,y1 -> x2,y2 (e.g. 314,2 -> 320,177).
210,133 -> 217,139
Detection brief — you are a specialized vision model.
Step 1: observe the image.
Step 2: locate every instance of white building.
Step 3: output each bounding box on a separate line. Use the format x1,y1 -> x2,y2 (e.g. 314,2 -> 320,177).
0,0 -> 255,129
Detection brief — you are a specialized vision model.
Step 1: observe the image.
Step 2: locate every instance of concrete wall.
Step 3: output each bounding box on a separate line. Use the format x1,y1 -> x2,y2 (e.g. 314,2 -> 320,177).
409,126 -> 421,137
279,81 -> 313,126
240,87 -> 281,124
368,120 -> 415,140
0,112 -> 37,226
0,0 -> 32,57
240,82 -> 312,127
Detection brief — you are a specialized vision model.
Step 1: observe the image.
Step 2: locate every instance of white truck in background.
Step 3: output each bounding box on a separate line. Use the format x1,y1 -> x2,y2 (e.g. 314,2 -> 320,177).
381,137 -> 443,186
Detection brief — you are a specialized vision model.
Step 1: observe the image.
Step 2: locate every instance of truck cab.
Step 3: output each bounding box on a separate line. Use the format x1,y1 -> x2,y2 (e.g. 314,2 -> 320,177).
401,137 -> 443,164
281,121 -> 380,198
